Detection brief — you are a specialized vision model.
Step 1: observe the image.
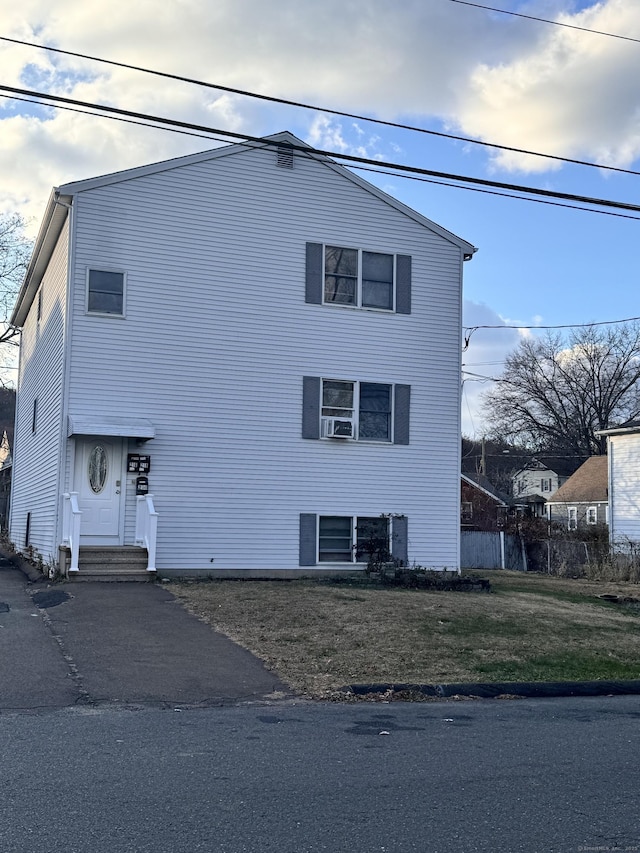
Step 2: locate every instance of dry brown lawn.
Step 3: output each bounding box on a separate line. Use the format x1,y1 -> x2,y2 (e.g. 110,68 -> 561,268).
171,571 -> 640,699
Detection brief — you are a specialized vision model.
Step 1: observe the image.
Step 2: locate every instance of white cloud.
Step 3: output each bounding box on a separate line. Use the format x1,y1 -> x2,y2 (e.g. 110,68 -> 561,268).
3,0 -> 639,228
456,0 -> 640,172
2,0 -> 638,401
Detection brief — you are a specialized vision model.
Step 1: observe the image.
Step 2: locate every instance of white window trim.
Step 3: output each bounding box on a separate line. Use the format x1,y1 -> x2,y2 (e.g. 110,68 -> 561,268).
320,377 -> 393,443
586,506 -> 598,525
322,245 -> 396,313
568,506 -> 578,531
85,267 -> 127,318
317,514 -> 391,564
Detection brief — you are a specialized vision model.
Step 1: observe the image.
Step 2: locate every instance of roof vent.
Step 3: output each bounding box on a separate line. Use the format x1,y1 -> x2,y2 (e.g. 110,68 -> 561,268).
276,144 -> 294,169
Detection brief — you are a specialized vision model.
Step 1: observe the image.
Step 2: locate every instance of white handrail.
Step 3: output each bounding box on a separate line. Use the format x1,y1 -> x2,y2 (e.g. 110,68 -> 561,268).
62,492 -> 81,573
135,494 -> 158,572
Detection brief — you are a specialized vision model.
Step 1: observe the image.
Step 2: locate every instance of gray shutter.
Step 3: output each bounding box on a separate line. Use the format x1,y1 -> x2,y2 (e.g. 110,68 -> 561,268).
299,514 -> 317,566
395,255 -> 411,314
393,384 -> 411,445
302,376 -> 321,439
391,516 -> 408,565
305,243 -> 323,304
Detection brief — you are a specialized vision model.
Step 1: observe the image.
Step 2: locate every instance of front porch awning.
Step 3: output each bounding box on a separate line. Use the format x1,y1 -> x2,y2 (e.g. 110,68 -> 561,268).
67,414 -> 155,439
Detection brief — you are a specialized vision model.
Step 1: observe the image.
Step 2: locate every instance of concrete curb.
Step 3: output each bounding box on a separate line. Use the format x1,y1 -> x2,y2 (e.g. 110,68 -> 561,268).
344,680 -> 640,700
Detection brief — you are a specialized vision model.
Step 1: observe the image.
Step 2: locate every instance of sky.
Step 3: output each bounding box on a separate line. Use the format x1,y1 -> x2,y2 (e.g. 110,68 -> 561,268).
1,0 -> 640,437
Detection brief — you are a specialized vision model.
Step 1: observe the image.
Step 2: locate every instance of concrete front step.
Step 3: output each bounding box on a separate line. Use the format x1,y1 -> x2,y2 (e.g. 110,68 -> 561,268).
69,570 -> 155,583
60,545 -> 154,581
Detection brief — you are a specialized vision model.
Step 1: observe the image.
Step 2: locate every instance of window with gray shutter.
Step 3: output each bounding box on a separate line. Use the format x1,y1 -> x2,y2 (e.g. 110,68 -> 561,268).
391,516 -> 408,565
299,514 -> 318,565
393,385 -> 411,445
395,255 -> 412,315
305,243 -> 323,304
305,378 -> 410,444
302,376 -> 321,439
305,244 -> 411,313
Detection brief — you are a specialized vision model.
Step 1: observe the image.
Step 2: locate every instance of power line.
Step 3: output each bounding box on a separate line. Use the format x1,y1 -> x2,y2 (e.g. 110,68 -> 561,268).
2,34 -> 640,179
351,163 -> 640,221
464,316 -> 640,333
8,90 -> 640,223
463,315 -> 640,350
3,83 -> 640,218
446,0 -> 640,44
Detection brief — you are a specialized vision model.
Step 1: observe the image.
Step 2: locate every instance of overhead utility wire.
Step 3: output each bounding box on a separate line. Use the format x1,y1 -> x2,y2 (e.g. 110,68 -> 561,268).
351,163 -> 640,222
2,34 -> 640,179
446,0 -> 640,44
8,90 -> 639,223
465,316 -> 640,332
3,84 -> 640,217
462,315 -> 640,351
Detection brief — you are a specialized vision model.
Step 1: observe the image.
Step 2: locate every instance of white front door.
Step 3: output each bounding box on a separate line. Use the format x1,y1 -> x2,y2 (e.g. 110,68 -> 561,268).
74,437 -> 123,543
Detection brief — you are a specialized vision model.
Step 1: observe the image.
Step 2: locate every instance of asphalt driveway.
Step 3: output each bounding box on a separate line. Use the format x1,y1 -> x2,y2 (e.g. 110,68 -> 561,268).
0,558 -> 290,711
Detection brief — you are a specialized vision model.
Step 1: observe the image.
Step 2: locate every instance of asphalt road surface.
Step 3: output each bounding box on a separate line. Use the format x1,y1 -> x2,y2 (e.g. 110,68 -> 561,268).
2,696 -> 640,853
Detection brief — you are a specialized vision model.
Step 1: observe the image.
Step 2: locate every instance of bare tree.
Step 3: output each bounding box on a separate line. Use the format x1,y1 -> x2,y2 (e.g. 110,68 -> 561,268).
481,324 -> 640,457
0,214 -> 31,384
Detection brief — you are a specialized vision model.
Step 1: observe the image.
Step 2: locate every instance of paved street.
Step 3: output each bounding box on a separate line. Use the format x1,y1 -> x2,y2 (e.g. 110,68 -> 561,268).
2,697 -> 640,853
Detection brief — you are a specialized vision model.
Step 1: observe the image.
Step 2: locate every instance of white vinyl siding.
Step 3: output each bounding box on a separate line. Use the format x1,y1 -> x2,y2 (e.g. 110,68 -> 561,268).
9,218 -> 69,563
54,142 -> 464,571
609,434 -> 640,545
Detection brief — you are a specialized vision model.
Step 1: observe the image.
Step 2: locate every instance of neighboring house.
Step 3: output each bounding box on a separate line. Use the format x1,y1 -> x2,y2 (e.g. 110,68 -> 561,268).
545,456 -> 608,530
8,132 -> 476,577
0,431 -> 12,532
511,457 -> 582,517
460,474 -> 508,531
596,421 -> 640,547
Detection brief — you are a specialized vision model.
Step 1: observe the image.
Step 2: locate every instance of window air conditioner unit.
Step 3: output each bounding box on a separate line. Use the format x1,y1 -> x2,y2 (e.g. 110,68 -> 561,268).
322,417 -> 354,439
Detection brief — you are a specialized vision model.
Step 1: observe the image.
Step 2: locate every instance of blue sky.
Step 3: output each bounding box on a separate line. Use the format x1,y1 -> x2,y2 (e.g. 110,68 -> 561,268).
1,0 -> 639,435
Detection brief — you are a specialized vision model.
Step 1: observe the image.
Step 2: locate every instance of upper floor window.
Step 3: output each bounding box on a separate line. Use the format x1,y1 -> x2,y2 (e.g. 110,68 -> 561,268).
87,269 -> 125,316
305,243 -> 411,314
324,246 -> 394,310
302,376 -> 410,445
587,506 -> 597,525
568,507 -> 578,531
321,379 -> 392,442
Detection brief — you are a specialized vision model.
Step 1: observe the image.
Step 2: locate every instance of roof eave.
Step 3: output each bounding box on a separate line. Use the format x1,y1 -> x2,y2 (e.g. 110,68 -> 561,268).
11,190 -> 72,328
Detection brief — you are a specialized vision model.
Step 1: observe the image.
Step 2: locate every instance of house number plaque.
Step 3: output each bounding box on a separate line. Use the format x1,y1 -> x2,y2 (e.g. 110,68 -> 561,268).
127,454 -> 151,473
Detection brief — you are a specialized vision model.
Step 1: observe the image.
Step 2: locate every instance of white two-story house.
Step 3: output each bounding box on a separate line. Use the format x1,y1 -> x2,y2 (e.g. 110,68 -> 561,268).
9,132 -> 476,577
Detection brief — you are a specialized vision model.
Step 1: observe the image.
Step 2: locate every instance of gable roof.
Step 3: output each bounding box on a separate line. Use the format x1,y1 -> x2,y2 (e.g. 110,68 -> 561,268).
12,131 -> 476,328
513,456 -> 583,479
546,456 -> 608,504
461,473 -> 508,505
